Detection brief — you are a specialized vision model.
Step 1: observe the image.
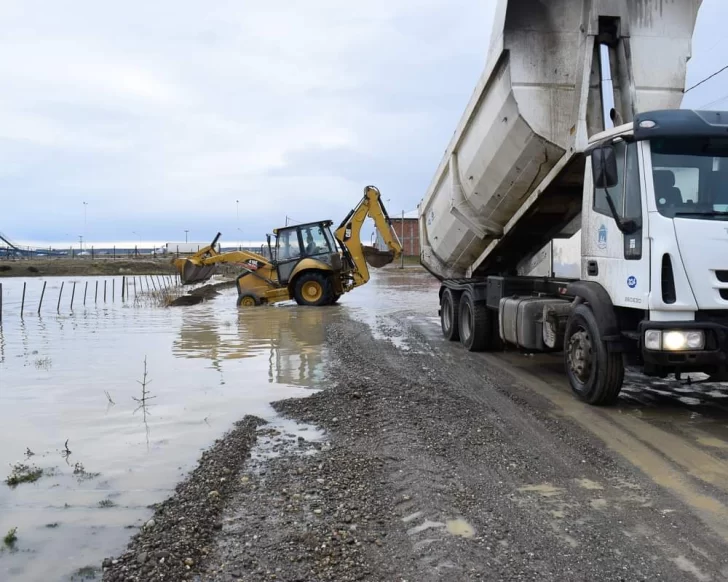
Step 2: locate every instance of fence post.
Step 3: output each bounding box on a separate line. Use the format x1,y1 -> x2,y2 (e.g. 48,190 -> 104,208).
38,281 -> 47,314
104,280 -> 107,302
84,281 -> 88,305
21,282 -> 26,316
113,246 -> 116,260
112,278 -> 115,302
71,281 -> 76,309
92,247 -> 94,259
95,281 -> 99,304
57,282 -> 64,313
122,276 -> 126,301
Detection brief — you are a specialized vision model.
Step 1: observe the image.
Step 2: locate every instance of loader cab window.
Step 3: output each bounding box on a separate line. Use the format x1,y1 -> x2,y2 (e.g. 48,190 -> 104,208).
276,229 -> 302,262
300,225 -> 331,256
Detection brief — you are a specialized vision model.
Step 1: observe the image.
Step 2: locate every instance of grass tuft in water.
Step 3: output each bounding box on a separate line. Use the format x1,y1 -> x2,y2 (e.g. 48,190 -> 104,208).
98,498 -> 115,508
4,527 -> 17,547
34,357 -> 52,370
5,463 -> 43,487
73,462 -> 101,481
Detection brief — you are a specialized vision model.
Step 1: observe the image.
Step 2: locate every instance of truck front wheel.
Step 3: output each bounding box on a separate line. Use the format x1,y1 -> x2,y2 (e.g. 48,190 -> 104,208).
564,304 -> 624,405
440,288 -> 461,341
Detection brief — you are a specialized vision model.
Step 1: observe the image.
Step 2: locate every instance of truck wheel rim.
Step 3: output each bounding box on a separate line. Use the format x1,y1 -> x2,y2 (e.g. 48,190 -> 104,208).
462,302 -> 472,339
443,297 -> 452,330
302,281 -> 323,302
240,296 -> 256,307
567,328 -> 592,384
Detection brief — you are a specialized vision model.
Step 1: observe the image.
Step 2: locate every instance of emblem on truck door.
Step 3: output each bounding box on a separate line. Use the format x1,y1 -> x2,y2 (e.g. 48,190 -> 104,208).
597,224 -> 607,249
627,276 -> 637,288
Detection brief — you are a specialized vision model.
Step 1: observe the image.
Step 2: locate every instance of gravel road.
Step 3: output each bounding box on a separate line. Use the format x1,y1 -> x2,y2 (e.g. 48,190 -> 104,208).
102,271 -> 728,581
200,308 -> 728,581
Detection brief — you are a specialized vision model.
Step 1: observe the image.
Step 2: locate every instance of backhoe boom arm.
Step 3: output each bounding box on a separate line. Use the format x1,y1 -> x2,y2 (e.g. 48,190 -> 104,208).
334,185 -> 402,288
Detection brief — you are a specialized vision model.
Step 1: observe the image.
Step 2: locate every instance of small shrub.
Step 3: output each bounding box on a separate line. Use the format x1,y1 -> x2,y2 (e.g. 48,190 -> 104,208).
4,527 -> 17,547
5,463 -> 43,487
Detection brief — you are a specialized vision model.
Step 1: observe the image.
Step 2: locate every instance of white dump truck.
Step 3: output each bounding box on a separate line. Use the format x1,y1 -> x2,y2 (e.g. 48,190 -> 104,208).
419,0 -> 728,405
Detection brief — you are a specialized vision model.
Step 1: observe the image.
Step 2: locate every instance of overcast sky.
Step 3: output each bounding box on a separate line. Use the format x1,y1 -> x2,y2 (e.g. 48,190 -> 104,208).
2,1 -> 727,246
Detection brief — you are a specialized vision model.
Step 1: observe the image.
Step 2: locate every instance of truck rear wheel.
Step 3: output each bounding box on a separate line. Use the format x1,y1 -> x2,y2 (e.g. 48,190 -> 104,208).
440,288 -> 461,341
564,304 -> 624,405
459,290 -> 496,352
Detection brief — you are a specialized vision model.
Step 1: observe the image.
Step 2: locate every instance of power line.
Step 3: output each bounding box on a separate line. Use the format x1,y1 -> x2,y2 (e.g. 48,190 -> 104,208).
684,64 -> 728,94
698,93 -> 728,110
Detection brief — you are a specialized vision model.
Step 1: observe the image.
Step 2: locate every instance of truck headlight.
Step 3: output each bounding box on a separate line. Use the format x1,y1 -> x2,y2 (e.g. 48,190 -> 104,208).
644,330 -> 662,350
644,329 -> 705,351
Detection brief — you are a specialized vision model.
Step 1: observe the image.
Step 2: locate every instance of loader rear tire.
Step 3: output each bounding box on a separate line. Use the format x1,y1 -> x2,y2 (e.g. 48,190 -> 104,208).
293,272 -> 334,306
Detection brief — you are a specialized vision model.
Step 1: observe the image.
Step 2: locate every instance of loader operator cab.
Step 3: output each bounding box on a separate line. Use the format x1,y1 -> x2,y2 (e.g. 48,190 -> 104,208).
272,220 -> 342,285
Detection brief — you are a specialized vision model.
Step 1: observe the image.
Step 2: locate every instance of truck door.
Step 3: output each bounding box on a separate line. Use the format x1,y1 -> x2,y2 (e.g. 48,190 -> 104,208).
582,140 -> 650,310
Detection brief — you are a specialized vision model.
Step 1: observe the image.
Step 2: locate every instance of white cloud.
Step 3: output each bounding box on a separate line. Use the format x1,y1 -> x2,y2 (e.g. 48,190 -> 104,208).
4,0 -> 724,246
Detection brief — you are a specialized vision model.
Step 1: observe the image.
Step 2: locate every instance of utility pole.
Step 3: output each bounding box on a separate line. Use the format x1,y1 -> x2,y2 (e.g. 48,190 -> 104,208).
184,230 -> 189,243
83,201 -> 88,243
400,210 -> 405,269
79,235 -> 83,250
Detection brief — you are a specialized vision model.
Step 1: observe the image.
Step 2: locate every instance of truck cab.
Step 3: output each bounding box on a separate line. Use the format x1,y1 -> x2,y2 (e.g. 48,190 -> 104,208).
583,110 -> 728,382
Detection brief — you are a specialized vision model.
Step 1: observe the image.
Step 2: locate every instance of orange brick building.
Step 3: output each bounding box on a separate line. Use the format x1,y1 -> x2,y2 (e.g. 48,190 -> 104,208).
376,210 -> 420,256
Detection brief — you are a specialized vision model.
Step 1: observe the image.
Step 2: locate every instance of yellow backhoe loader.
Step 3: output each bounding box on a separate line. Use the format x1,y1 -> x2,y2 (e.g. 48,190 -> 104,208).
173,185 -> 402,307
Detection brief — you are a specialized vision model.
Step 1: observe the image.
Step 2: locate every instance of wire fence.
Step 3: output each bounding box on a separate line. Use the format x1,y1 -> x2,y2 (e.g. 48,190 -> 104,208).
0,274 -> 183,321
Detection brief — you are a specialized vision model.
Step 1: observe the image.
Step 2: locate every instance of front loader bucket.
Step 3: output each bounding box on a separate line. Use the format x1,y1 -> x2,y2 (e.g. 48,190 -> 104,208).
363,245 -> 395,268
176,260 -> 218,285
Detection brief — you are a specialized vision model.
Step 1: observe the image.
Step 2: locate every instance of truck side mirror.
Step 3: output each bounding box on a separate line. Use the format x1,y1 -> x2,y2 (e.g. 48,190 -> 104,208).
592,145 -> 619,189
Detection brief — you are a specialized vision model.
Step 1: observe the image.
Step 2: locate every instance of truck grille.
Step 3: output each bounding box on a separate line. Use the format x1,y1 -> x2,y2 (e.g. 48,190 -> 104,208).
717,270 -> 728,283
721,289 -> 728,301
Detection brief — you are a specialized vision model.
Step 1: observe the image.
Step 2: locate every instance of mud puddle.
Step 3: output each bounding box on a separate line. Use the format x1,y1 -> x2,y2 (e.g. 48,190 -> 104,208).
0,277 -> 330,581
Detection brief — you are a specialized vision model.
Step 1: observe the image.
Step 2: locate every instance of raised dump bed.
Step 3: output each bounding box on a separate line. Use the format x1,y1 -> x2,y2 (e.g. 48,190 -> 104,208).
419,0 -> 701,280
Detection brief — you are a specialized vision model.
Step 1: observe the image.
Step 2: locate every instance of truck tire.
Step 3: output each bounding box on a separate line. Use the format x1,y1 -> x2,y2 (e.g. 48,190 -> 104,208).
293,272 -> 334,306
459,290 -> 495,352
440,288 -> 461,341
564,303 -> 624,405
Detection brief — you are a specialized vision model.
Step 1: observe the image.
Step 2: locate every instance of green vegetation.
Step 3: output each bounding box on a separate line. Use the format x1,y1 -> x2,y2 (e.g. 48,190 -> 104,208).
4,527 -> 17,547
5,463 -> 43,487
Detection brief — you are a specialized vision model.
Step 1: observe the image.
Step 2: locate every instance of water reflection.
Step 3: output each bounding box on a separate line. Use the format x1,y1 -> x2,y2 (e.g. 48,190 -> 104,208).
172,305 -> 327,388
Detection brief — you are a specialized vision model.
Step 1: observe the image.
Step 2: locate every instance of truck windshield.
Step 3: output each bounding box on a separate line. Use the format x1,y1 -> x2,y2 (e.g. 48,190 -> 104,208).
650,137 -> 728,220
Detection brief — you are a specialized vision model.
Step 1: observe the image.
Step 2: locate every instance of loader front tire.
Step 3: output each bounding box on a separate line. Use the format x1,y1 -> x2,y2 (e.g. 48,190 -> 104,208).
237,293 -> 260,307
293,272 -> 334,306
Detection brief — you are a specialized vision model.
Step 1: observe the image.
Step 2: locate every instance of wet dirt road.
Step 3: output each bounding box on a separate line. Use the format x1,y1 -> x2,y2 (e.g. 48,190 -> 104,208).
192,268 -> 728,581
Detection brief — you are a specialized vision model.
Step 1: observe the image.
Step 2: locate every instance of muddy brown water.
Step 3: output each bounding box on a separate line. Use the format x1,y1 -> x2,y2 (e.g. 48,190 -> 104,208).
2,269 -> 728,579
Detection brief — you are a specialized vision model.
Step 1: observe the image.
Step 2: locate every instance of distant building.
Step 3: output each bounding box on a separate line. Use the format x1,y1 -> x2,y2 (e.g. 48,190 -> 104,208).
375,210 -> 419,256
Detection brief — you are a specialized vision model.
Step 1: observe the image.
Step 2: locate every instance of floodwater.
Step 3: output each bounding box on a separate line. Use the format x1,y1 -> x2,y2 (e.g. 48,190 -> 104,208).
0,269 -> 438,581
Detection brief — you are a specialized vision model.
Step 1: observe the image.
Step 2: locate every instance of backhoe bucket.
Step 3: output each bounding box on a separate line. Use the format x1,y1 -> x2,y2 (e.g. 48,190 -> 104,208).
175,259 -> 218,285
363,245 -> 395,268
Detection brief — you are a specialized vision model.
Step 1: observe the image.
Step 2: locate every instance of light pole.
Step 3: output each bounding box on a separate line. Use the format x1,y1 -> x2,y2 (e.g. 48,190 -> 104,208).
184,230 -> 189,243
83,201 -> 88,246
78,235 -> 83,251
